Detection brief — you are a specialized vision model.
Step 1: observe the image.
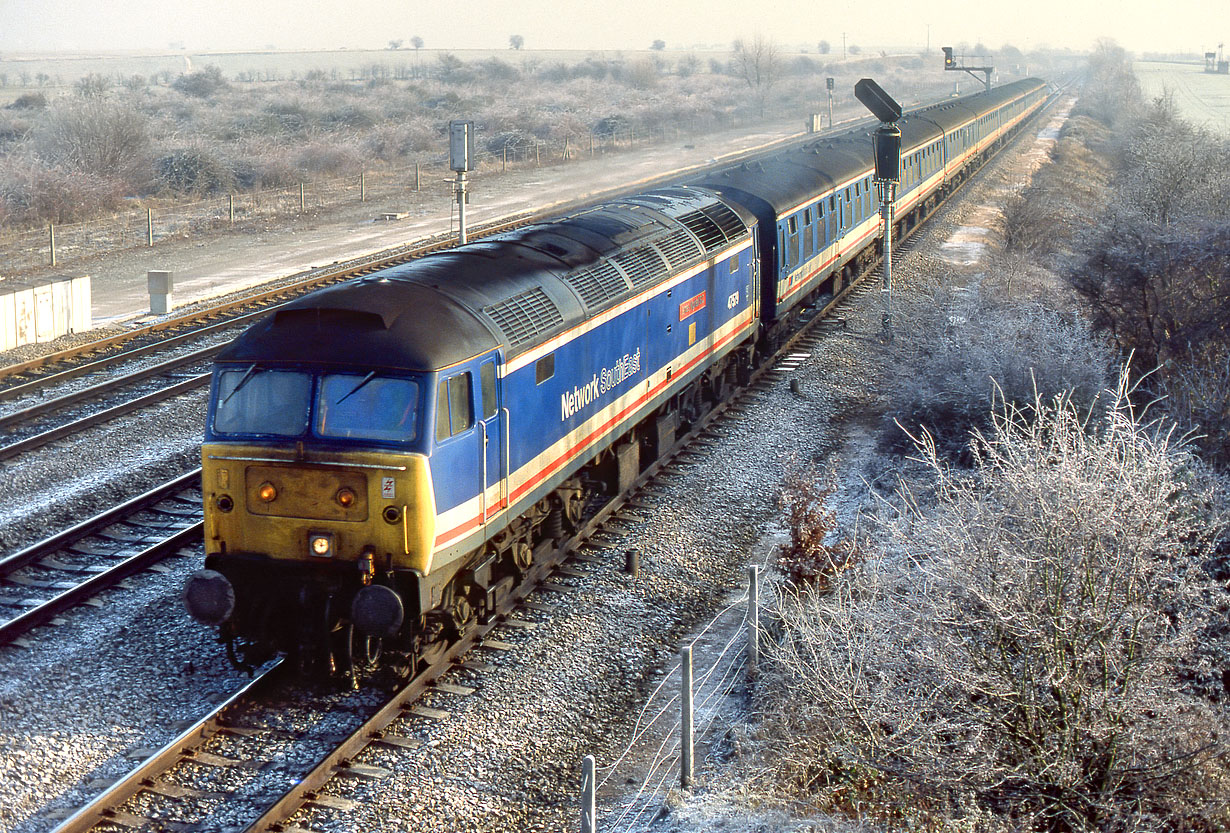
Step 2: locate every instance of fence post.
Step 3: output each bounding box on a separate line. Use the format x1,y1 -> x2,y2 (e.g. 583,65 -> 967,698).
535,142 -> 540,167
147,208 -> 153,247
502,146 -> 507,172
681,645 -> 693,789
48,223 -> 56,267
580,754 -> 596,833
748,565 -> 760,681
415,163 -> 420,191
590,134 -> 594,157
228,194 -> 235,225
299,183 -> 305,214
360,172 -> 366,202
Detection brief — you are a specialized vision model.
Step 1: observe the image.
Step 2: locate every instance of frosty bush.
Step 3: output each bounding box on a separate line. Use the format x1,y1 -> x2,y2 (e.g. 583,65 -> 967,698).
886,286 -> 1111,461
756,376 -> 1230,830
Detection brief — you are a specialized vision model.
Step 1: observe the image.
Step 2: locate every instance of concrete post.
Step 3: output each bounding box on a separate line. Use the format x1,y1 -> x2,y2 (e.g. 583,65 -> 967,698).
748,565 -> 760,680
580,755 -> 596,833
147,270 -> 174,315
681,645 -> 694,789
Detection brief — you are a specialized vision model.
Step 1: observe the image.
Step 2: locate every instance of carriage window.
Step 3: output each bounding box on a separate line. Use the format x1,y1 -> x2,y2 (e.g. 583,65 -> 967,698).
804,208 -> 812,225
728,253 -> 739,271
535,353 -> 555,385
788,216 -> 798,234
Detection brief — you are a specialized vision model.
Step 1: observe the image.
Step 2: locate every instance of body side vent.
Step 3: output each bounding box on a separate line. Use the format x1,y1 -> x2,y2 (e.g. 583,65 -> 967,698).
677,210 -> 727,253
653,228 -> 704,271
701,202 -> 748,244
564,262 -> 631,308
612,246 -> 669,288
483,287 -> 564,350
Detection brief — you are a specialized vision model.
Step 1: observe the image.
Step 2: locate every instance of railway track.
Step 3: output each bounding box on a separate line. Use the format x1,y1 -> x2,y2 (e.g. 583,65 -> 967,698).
0,470 -> 202,648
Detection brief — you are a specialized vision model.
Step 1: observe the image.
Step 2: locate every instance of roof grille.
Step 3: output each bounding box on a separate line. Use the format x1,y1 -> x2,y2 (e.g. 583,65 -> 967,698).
483,288 -> 564,350
654,229 -> 703,270
612,246 -> 669,288
678,210 -> 728,253
564,262 -> 630,308
702,202 -> 747,243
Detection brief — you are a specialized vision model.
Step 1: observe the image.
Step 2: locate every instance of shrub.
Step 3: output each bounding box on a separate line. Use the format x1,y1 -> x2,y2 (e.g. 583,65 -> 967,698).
757,375 -> 1230,830
885,285 -> 1111,461
171,65 -> 228,98
8,92 -> 47,110
154,147 -> 234,194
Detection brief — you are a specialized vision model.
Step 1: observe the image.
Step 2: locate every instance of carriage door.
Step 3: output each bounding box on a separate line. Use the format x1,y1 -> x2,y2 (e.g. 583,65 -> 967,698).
478,356 -> 506,523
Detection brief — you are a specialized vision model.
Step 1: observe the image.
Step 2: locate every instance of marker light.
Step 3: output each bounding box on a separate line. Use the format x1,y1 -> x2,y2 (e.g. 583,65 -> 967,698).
309,533 -> 334,558
257,481 -> 278,502
336,487 -> 356,508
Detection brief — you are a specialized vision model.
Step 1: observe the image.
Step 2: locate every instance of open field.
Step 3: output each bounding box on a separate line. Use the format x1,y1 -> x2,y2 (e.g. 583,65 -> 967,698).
0,45 -> 886,104
1136,60 -> 1230,132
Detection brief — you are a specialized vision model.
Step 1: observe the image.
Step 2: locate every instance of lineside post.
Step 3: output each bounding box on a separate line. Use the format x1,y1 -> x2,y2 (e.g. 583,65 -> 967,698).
747,564 -> 760,680
681,645 -> 694,789
580,754 -> 596,833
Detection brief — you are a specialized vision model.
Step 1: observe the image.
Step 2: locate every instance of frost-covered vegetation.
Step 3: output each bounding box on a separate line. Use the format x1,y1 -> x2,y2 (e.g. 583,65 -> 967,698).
703,41 -> 1230,833
0,50 -> 950,227
759,380 -> 1230,831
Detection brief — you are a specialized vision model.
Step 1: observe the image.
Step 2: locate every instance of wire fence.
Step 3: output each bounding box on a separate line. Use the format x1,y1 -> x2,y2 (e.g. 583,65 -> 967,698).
0,114 -> 770,275
583,553 -> 778,833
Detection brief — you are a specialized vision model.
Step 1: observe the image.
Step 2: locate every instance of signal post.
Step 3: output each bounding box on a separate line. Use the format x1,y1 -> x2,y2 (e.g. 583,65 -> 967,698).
854,79 -> 902,340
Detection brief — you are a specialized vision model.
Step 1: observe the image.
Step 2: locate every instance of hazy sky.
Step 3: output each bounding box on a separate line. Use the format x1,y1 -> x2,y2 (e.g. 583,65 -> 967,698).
0,0 -> 1222,55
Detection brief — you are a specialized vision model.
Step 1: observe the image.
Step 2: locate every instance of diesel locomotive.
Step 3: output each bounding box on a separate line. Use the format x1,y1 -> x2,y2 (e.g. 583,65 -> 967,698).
184,77 -> 1048,680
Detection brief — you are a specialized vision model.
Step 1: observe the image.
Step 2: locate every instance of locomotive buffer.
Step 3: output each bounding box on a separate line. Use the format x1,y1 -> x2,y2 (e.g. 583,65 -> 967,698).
854,78 -> 902,340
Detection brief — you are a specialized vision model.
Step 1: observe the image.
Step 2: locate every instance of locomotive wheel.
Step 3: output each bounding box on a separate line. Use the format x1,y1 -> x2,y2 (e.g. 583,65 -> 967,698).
354,633 -> 382,671
450,593 -> 475,634
512,540 -> 533,571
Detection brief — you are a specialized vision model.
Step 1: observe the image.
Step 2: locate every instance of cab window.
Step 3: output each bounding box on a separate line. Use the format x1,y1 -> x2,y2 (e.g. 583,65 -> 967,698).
480,361 -> 497,420
435,372 -> 473,442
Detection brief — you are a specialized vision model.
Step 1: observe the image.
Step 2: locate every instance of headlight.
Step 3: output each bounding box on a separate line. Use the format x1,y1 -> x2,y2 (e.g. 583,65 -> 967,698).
336,487 -> 356,508
308,532 -> 334,558
257,481 -> 278,502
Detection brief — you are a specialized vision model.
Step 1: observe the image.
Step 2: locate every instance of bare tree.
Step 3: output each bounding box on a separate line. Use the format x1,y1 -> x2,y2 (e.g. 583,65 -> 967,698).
509,34 -> 524,50
650,39 -> 666,51
410,35 -> 423,51
818,39 -> 831,54
758,374 -> 1230,829
732,35 -> 781,117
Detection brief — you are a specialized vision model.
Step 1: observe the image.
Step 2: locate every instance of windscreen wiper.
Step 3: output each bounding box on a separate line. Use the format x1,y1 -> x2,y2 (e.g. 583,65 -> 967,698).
335,371 -> 377,405
220,364 -> 258,406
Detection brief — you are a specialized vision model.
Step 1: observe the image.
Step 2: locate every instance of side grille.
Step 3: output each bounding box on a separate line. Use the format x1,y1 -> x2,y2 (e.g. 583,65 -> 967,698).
612,246 -> 669,289
483,288 -> 564,350
678,210 -> 729,253
564,262 -> 630,308
653,228 -> 704,271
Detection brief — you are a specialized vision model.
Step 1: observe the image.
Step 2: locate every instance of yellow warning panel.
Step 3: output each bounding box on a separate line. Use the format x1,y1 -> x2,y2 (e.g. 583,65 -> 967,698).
689,321 -> 696,345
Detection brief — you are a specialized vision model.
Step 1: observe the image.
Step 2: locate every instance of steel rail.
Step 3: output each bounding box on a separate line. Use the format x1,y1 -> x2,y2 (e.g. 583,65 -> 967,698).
0,372 -> 209,462
49,660 -> 286,833
0,345 -> 225,429
0,468 -> 202,575
0,521 -> 203,646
